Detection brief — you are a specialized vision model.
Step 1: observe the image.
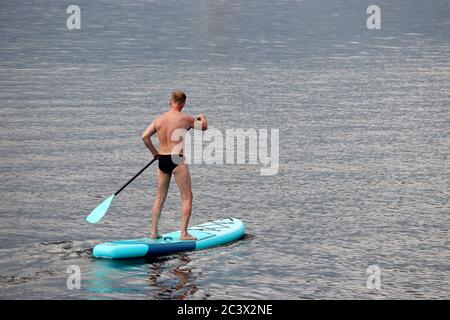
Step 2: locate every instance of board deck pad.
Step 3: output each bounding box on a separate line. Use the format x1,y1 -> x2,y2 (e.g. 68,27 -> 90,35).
93,218 -> 245,259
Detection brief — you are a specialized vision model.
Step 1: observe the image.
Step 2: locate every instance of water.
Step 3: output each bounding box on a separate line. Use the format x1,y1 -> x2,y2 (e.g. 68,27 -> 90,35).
0,0 -> 449,299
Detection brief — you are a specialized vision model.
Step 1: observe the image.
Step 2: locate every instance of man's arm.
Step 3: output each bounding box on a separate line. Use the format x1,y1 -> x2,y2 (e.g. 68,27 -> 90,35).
188,113 -> 208,131
141,120 -> 159,157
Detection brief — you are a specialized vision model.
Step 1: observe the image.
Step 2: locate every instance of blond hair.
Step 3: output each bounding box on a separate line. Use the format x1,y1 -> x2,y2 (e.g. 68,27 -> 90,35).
171,91 -> 186,105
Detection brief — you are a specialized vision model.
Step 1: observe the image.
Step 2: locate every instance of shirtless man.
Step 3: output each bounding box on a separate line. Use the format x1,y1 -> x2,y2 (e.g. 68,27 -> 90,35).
141,91 -> 207,240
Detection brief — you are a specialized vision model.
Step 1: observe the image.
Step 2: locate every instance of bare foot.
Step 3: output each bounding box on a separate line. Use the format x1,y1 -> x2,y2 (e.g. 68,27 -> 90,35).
150,233 -> 161,239
180,233 -> 197,241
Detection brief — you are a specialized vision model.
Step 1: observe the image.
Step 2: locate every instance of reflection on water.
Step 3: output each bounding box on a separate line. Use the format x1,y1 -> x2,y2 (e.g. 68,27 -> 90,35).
147,255 -> 198,300
86,254 -> 198,299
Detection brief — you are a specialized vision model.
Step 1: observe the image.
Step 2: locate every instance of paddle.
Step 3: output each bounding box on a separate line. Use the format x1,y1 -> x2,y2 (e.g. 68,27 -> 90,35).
86,157 -> 157,224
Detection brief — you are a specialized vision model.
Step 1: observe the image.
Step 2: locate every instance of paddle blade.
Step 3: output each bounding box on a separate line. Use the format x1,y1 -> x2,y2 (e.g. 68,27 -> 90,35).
86,195 -> 115,224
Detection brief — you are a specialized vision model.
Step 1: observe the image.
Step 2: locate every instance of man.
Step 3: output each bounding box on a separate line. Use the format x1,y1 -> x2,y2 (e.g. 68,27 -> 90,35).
141,91 -> 207,240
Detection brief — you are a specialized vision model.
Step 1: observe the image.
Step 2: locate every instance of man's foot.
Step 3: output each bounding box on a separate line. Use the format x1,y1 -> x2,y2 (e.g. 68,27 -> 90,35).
150,233 -> 161,239
180,233 -> 197,241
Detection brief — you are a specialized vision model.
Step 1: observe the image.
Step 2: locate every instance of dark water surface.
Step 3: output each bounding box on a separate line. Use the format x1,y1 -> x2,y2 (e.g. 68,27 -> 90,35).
0,0 -> 449,299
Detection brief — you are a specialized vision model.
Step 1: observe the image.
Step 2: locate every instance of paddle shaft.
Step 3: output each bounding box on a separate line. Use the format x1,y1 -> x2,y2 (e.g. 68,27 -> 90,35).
114,157 -> 157,196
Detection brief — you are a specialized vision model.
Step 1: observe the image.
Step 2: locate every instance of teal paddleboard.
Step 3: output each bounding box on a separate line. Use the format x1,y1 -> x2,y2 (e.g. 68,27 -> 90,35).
93,218 -> 245,259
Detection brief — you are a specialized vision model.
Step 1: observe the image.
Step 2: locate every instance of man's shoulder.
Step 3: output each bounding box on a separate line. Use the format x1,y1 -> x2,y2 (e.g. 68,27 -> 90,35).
155,112 -> 167,122
153,114 -> 165,128
180,113 -> 194,121
157,112 -> 193,124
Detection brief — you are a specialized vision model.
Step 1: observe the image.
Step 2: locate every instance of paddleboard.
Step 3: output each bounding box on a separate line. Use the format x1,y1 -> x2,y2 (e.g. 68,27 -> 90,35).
93,217 -> 245,259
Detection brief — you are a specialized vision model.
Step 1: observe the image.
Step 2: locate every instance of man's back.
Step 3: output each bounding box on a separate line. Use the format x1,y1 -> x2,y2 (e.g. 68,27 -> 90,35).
154,110 -> 191,155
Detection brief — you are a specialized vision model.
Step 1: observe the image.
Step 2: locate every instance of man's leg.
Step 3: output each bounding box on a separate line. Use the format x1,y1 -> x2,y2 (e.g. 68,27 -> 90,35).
173,163 -> 197,240
151,169 -> 171,238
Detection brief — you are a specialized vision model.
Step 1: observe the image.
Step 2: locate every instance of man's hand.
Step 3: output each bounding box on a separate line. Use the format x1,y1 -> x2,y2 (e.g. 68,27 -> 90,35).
196,113 -> 208,131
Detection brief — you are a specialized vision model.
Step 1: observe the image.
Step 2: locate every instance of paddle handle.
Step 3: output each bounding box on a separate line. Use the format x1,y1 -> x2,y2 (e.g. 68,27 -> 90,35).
114,157 -> 157,196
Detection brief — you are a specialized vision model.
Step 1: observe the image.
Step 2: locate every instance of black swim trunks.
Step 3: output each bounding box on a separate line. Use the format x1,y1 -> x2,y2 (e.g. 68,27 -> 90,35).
158,154 -> 185,174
